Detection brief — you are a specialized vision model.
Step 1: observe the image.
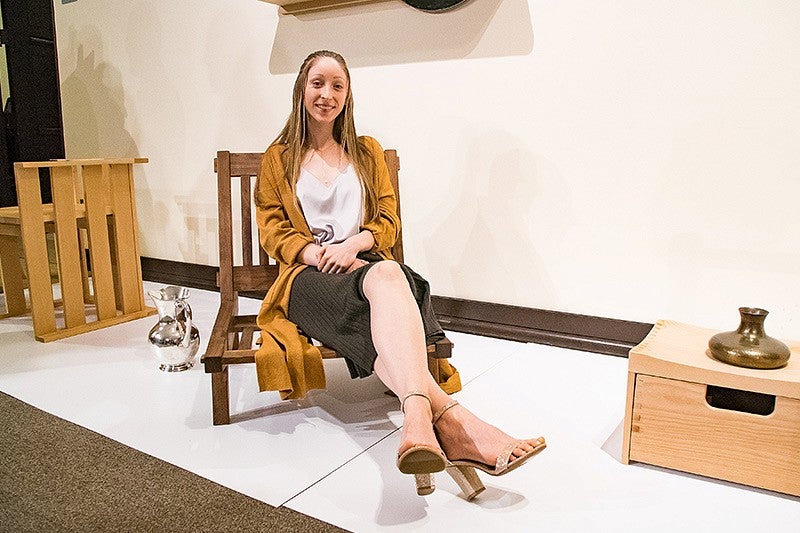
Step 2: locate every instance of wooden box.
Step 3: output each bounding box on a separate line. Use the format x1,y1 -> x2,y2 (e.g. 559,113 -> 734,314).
622,320 -> 800,496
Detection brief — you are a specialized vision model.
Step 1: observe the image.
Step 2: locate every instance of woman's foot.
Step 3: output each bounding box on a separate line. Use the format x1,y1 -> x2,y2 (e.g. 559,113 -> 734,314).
433,400 -> 545,473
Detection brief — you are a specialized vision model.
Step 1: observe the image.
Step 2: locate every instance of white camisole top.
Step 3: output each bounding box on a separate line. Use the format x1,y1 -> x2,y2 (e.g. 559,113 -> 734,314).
296,164 -> 363,246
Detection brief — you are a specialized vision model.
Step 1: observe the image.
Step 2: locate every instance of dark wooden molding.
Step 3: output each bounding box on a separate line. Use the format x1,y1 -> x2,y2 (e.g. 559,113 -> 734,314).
140,257 -> 218,292
140,257 -> 653,357
431,296 -> 653,357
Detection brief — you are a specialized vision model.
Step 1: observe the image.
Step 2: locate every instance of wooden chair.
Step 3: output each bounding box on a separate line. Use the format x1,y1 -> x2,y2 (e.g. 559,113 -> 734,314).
202,149 -> 453,425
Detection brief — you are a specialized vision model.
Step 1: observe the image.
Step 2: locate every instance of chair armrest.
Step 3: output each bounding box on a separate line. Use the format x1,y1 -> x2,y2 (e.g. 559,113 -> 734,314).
201,300 -> 236,373
427,336 -> 453,359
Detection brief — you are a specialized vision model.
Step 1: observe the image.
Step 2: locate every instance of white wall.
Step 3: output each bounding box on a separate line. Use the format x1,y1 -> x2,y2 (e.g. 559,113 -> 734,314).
53,0 -> 800,338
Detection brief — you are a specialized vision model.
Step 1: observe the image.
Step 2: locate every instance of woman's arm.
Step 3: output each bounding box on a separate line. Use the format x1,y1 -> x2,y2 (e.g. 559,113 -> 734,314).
254,148 -> 314,266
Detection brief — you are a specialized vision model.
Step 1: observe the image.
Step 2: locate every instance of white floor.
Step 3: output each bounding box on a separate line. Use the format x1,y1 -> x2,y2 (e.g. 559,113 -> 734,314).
1,282 -> 798,532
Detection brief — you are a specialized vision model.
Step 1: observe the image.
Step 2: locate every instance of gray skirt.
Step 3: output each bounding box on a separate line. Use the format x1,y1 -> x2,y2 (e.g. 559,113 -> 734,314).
287,254 -> 445,379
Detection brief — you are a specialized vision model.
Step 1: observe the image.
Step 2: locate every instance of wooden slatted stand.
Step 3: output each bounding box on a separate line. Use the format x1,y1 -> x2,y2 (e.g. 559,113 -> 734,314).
622,320 -> 800,496
0,158 -> 155,341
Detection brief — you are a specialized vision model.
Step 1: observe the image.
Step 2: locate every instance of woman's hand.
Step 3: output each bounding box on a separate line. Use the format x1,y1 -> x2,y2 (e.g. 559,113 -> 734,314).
301,231 -> 375,274
300,242 -> 324,268
317,242 -> 359,273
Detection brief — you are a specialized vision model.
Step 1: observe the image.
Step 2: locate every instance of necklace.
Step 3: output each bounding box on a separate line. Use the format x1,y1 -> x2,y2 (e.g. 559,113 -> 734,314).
305,142 -> 345,186
312,141 -> 341,163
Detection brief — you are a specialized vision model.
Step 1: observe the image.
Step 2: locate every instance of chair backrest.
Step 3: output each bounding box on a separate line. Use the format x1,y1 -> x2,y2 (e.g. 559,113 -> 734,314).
214,149 -> 403,310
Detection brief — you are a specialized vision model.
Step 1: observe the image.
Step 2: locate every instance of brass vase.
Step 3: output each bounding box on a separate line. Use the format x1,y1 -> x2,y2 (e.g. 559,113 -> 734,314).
708,307 -> 791,369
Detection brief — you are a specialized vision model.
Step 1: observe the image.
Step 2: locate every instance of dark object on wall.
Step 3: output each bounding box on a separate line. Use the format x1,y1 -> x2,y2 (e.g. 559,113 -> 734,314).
708,307 -> 791,369
0,0 -> 66,206
403,0 -> 470,12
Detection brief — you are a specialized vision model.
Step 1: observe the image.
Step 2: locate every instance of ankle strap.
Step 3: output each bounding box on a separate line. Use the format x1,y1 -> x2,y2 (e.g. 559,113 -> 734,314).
432,400 -> 459,426
400,391 -> 431,414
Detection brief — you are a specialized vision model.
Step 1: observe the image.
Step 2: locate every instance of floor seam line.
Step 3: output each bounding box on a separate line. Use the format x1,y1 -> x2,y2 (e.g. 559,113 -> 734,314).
278,427 -> 401,508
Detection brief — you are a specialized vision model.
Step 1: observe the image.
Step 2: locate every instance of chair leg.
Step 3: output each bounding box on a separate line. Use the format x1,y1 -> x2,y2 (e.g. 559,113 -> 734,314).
427,354 -> 441,383
211,367 -> 231,425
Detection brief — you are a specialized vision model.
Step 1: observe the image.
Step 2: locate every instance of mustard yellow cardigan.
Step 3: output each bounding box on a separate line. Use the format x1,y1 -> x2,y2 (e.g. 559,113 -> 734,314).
254,136 -> 461,399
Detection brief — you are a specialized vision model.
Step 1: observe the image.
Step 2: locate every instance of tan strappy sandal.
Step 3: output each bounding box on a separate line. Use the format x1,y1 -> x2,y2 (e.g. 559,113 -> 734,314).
433,400 -> 547,501
396,391 -> 447,496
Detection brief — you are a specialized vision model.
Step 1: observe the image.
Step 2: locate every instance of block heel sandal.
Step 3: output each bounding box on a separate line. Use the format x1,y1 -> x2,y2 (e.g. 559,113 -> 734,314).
433,400 -> 547,500
395,391 -> 447,495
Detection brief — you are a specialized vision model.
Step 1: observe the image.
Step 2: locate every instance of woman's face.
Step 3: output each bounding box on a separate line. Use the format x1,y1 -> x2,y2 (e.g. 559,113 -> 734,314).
303,56 -> 349,128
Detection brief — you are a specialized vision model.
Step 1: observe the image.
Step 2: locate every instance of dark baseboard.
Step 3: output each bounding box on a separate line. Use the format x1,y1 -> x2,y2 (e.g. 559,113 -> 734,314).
431,296 -> 653,357
141,257 -> 219,292
141,257 -> 653,357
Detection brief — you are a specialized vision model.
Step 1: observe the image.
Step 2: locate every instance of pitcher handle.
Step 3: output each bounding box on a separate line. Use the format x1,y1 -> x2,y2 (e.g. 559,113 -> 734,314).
175,300 -> 193,348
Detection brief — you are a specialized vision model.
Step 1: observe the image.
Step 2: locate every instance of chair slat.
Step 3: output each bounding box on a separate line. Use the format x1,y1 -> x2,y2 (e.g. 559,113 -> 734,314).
109,163 -> 141,314
231,314 -> 258,329
0,235 -> 26,315
14,166 -> 56,335
50,166 -> 86,328
240,175 -> 253,266
82,164 -> 117,320
239,327 -> 255,351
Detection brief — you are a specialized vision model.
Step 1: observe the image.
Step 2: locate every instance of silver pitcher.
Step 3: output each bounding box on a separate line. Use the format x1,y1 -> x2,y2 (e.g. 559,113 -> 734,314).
147,286 -> 200,372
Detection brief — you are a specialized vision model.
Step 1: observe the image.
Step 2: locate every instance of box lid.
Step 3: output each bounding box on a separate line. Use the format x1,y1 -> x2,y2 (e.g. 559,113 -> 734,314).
629,320 -> 800,399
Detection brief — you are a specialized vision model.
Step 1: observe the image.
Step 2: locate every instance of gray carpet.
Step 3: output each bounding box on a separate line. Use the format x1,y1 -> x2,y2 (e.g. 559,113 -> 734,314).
0,392 -> 348,533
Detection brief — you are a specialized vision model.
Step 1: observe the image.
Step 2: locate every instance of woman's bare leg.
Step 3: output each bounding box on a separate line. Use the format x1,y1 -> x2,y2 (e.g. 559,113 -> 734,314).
363,261 -> 544,468
362,261 -> 448,455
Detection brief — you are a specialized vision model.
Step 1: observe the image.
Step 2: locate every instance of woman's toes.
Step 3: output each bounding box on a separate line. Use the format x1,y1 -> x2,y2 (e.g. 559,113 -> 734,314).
512,443 -> 532,458
510,437 -> 546,460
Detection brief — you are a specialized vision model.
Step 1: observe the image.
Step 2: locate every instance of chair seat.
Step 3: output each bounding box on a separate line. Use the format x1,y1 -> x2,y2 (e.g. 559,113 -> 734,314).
204,311 -> 453,369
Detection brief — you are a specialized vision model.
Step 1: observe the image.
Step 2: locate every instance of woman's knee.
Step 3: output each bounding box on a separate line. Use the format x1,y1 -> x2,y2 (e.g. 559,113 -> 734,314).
363,260 -> 406,297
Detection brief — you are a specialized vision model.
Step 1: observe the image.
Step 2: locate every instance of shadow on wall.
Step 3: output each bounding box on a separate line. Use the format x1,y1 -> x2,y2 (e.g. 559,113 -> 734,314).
59,30 -> 139,159
57,25 -> 167,256
424,130 -> 569,307
267,0 -> 533,73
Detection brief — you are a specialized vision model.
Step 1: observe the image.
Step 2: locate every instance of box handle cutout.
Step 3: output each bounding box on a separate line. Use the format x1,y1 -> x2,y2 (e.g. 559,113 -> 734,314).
705,385 -> 775,416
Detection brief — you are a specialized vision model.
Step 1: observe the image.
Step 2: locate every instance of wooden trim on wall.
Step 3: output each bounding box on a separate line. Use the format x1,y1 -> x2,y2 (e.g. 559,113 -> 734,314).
141,257 -> 654,357
140,257 -> 218,292
432,296 -> 653,357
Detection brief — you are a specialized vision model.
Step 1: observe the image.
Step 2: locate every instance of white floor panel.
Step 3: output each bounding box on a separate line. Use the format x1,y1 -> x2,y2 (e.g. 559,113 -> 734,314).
286,344 -> 800,532
1,283 -> 798,531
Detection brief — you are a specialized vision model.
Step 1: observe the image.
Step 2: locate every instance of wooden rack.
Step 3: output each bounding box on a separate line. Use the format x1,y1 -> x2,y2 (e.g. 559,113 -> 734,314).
0,158 -> 154,341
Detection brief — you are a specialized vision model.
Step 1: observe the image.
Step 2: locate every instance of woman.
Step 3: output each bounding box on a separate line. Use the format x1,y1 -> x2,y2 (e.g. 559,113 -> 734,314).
254,50 -> 545,498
